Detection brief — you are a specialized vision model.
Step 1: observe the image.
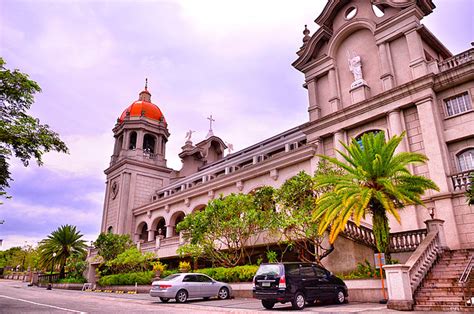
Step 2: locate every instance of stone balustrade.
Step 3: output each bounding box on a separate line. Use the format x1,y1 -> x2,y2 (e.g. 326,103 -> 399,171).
451,170 -> 473,190
389,229 -> 427,253
438,48 -> 473,72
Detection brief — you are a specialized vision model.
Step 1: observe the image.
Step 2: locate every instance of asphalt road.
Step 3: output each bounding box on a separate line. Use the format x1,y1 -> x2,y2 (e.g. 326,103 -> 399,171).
0,280 -> 426,313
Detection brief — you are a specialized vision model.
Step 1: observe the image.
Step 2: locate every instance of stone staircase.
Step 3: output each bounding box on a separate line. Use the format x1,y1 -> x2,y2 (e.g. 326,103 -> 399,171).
414,249 -> 473,312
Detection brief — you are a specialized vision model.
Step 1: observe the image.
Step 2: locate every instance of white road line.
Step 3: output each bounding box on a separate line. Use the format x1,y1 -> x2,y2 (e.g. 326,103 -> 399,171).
0,294 -> 87,313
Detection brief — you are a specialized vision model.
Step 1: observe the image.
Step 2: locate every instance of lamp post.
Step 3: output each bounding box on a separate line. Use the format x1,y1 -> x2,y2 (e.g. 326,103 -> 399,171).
46,252 -> 56,290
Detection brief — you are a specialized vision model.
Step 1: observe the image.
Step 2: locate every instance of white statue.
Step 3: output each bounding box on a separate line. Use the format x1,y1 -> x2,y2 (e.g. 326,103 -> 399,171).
347,51 -> 367,88
185,130 -> 195,142
226,142 -> 234,153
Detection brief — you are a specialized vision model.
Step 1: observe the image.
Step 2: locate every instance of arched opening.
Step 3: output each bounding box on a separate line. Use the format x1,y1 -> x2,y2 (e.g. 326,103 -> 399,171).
129,131 -> 137,150
170,211 -> 185,237
107,226 -> 113,234
114,135 -> 123,156
137,222 -> 148,242
192,204 -> 206,213
151,217 -> 167,238
354,130 -> 383,150
457,148 -> 474,172
143,134 -> 156,154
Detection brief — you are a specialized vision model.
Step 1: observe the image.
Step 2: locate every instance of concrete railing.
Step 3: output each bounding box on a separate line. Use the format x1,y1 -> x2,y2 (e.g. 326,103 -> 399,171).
452,170 -> 473,190
438,48 -> 473,72
384,219 -> 448,311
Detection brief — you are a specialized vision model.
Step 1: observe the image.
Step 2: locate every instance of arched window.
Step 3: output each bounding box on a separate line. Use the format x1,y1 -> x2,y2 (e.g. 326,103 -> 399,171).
457,148 -> 474,172
143,134 -> 156,154
355,130 -> 383,150
107,226 -> 113,234
139,223 -> 148,241
129,131 -> 137,150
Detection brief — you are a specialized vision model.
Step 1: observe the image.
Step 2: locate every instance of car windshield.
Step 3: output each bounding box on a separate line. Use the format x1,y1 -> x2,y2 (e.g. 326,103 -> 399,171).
256,264 -> 281,276
161,274 -> 181,281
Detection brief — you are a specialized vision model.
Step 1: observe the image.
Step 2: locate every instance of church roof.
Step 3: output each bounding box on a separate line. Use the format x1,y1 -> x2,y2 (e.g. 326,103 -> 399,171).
118,82 -> 166,124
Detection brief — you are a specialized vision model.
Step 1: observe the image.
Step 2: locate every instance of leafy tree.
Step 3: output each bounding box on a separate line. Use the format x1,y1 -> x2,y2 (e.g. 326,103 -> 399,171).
177,193 -> 268,267
466,172 -> 474,205
38,225 -> 87,278
93,233 -> 133,262
0,57 -> 68,200
0,245 -> 40,271
273,165 -> 340,263
64,252 -> 87,280
314,132 -> 439,256
103,247 -> 154,275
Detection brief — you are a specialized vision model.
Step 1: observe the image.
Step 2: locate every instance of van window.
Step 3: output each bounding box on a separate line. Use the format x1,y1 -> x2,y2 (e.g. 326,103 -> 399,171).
300,266 -> 317,277
285,264 -> 300,276
256,265 -> 281,276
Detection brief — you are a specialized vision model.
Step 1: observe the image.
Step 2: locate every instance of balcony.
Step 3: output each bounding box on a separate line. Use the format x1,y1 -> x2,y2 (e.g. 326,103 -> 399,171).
438,48 -> 473,72
451,170 -> 473,190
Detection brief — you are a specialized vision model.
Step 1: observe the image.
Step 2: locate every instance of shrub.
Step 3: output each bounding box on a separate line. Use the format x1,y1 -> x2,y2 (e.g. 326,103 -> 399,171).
162,269 -> 179,278
98,270 -> 154,286
196,265 -> 258,283
179,261 -> 191,272
103,247 -> 154,275
58,277 -> 86,284
152,261 -> 166,273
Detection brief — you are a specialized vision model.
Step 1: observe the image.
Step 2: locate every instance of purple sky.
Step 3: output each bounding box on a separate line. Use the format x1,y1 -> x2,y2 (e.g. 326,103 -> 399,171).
0,0 -> 472,249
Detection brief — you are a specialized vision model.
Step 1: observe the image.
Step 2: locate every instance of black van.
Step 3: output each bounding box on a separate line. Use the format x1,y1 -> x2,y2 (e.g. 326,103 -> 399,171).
252,262 -> 348,310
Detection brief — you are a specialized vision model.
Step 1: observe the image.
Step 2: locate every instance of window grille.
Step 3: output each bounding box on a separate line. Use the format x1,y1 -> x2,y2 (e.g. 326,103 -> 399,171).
445,92 -> 471,117
457,148 -> 474,172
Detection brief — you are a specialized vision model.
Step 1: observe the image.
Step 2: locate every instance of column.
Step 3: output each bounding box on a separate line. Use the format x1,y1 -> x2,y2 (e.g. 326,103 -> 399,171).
383,264 -> 413,310
165,225 -> 173,238
117,172 -> 131,234
387,110 -> 408,154
405,28 -> 427,79
333,130 -> 345,161
307,79 -> 320,120
136,130 -> 144,151
378,42 -> 394,90
417,97 -> 460,249
328,68 -> 341,112
147,229 -> 155,242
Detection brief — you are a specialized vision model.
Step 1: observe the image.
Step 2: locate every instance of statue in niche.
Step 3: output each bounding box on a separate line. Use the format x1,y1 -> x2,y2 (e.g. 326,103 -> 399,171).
347,51 -> 368,89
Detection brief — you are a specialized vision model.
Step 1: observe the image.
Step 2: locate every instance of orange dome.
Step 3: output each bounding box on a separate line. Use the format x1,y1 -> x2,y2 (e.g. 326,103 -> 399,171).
118,84 -> 166,124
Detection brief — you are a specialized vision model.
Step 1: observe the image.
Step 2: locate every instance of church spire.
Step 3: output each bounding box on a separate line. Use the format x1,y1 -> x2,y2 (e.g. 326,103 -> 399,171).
139,78 -> 151,102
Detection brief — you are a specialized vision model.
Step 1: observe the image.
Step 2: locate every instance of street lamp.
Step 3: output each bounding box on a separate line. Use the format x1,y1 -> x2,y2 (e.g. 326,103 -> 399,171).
46,252 -> 57,290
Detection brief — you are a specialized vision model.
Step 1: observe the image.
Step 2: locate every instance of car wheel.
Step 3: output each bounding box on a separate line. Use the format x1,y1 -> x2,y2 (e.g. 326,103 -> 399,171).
335,289 -> 345,304
291,292 -> 306,310
261,300 -> 275,309
218,287 -> 229,300
175,289 -> 188,303
159,297 -> 170,303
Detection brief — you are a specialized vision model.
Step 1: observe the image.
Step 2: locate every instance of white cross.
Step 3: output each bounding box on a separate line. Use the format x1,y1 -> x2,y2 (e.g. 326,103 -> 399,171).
207,115 -> 215,130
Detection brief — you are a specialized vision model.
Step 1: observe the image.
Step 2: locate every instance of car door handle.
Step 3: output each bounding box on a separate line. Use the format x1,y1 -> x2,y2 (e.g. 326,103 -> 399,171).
301,278 -> 307,281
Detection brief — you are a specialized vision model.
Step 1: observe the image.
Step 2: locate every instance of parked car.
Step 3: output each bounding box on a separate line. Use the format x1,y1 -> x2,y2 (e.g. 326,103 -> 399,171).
150,273 -> 233,303
253,262 -> 348,310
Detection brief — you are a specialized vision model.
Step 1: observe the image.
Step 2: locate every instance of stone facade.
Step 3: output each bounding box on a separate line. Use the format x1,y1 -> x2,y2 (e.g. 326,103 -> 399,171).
100,0 -> 474,269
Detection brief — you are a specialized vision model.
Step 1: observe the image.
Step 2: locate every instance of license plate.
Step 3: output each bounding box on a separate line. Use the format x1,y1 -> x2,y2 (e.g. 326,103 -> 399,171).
262,282 -> 270,287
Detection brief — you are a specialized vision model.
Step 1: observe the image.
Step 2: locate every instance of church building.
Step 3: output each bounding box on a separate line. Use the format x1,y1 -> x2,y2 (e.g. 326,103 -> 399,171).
97,0 -> 473,279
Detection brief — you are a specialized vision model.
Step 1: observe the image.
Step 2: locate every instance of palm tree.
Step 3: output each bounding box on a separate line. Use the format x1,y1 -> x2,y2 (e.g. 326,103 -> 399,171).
39,225 -> 87,278
314,132 -> 439,255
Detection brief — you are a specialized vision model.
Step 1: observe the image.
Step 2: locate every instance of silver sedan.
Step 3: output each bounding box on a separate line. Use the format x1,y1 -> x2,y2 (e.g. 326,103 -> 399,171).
150,273 -> 233,303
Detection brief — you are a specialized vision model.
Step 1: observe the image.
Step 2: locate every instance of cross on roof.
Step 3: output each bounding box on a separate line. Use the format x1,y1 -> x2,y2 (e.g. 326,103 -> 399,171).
207,115 -> 215,131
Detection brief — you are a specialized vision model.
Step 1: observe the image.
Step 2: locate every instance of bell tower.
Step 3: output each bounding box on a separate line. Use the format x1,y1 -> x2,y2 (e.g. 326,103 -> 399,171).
101,80 -> 173,236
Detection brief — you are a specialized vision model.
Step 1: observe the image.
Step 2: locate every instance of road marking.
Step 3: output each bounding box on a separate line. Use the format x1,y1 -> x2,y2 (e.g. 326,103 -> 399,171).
0,294 -> 87,313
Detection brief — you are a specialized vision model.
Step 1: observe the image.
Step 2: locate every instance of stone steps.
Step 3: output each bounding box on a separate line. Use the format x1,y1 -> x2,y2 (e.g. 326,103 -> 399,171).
414,304 -> 473,312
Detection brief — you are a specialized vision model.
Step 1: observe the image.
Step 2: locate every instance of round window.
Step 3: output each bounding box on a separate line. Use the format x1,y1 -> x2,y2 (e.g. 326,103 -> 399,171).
345,6 -> 357,20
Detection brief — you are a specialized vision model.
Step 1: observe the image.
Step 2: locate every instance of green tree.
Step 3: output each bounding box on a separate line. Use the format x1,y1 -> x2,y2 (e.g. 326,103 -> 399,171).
103,247 -> 154,275
0,58 -> 68,199
273,165 -> 340,263
38,225 -> 87,278
314,132 -> 439,255
94,233 -> 133,262
466,172 -> 474,205
177,193 -> 268,267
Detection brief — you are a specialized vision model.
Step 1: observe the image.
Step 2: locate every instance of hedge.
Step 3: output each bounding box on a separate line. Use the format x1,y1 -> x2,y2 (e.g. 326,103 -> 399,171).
58,277 -> 86,284
98,270 -> 154,286
196,265 -> 258,283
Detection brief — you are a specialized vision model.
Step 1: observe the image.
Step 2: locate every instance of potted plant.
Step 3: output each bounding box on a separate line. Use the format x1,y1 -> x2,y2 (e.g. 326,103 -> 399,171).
179,261 -> 191,273
152,261 -> 165,279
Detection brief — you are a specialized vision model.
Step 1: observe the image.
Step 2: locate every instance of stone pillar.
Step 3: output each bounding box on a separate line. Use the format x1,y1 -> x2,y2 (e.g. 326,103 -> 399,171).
307,79 -> 320,121
117,172 -> 132,234
383,264 -> 413,310
378,42 -> 394,90
155,235 -> 163,249
328,69 -> 341,112
417,97 -> 460,249
333,131 -> 345,161
86,264 -> 97,284
134,232 -> 140,242
387,109 -> 408,153
405,28 -> 427,79
147,229 -> 155,242
425,219 -> 448,250
165,225 -> 173,238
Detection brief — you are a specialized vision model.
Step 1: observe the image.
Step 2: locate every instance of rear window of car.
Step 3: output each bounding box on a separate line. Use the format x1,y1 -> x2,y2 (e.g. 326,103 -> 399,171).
161,274 -> 181,281
256,264 -> 281,276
